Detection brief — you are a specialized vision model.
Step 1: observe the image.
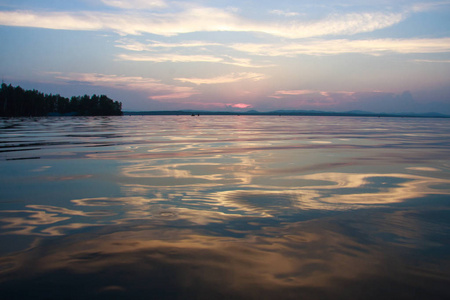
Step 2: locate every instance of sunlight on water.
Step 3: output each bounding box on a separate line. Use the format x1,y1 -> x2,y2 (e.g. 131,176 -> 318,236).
1,116 -> 450,299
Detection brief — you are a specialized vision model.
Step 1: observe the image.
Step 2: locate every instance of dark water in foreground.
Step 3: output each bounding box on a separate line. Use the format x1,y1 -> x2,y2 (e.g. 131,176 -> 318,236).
1,116 -> 450,299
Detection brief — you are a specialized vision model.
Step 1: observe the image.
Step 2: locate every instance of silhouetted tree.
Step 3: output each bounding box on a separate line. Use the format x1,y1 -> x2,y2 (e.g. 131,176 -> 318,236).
0,84 -> 123,117
57,95 -> 70,114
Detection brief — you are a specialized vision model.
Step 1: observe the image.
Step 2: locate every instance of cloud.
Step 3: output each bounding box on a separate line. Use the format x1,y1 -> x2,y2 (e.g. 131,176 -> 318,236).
116,39 -> 221,51
115,40 -> 273,68
269,10 -> 300,17
266,11 -> 405,38
174,72 -> 267,85
117,53 -> 224,63
414,59 -> 450,63
271,90 -> 318,97
101,0 -> 167,9
268,90 -> 357,110
410,1 -> 450,12
263,88 -> 450,114
51,72 -> 198,99
0,7 -> 406,38
229,103 -> 252,109
222,57 -> 274,68
342,90 -> 420,113
117,52 -> 272,68
230,38 -> 450,56
271,90 -> 355,99
150,92 -> 197,100
0,11 -> 104,31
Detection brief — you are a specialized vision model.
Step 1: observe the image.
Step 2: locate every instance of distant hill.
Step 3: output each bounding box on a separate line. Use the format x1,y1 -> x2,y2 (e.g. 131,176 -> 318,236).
0,83 -> 123,117
124,110 -> 449,118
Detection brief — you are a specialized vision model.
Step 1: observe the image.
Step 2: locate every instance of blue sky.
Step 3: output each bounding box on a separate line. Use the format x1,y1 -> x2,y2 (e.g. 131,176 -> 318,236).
1,0 -> 450,113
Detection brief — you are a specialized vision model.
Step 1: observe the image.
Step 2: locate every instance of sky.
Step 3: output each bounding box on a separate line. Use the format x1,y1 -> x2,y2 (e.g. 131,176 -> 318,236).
1,0 -> 450,113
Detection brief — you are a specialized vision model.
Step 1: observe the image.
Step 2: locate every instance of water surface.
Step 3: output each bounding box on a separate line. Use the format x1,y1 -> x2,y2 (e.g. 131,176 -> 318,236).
1,116 -> 450,299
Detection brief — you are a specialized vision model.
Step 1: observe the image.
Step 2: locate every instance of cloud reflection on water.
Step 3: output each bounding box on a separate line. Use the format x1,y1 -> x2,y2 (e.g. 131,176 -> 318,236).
116,155 -> 450,215
4,169 -> 446,238
1,207 -> 449,299
0,204 -> 113,237
1,116 -> 450,299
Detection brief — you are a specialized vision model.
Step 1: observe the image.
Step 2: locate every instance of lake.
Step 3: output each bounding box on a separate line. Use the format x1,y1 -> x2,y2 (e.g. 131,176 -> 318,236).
1,115 -> 450,299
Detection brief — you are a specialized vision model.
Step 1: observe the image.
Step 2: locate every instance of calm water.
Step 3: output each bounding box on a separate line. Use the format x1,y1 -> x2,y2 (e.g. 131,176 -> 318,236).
1,115 -> 450,299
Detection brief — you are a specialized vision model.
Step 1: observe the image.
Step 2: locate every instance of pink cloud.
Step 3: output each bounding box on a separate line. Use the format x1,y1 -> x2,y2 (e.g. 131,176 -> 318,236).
230,103 -> 252,109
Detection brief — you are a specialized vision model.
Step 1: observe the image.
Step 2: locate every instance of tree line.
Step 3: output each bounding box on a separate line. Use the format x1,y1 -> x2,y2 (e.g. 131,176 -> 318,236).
0,83 -> 123,117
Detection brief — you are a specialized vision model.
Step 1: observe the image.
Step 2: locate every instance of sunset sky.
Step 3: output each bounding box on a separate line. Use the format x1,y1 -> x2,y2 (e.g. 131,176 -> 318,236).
1,0 -> 450,113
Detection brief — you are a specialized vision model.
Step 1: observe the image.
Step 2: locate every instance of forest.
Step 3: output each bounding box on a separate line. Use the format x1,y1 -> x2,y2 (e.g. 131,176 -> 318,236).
0,83 -> 123,117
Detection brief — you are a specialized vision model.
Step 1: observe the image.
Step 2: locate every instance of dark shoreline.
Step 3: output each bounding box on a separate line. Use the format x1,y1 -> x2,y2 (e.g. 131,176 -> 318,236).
123,110 -> 450,118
